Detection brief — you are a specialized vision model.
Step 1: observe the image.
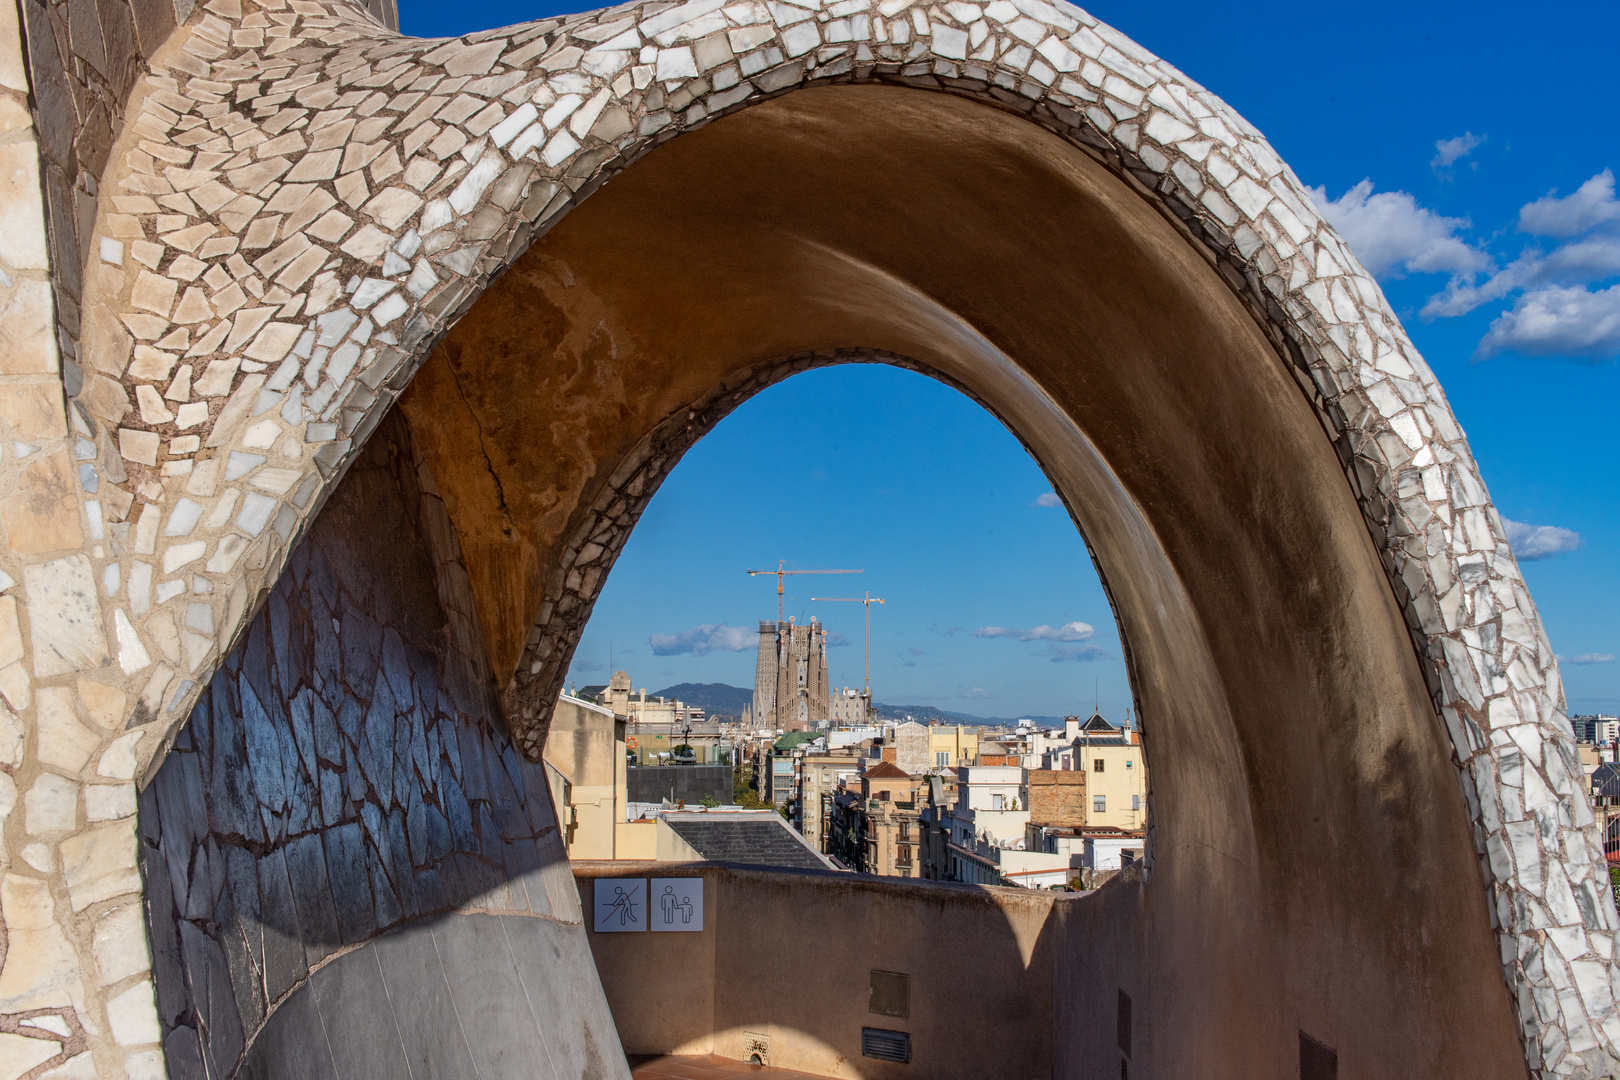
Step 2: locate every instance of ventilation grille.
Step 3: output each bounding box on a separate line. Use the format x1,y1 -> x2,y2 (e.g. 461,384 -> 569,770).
862,1027 -> 911,1064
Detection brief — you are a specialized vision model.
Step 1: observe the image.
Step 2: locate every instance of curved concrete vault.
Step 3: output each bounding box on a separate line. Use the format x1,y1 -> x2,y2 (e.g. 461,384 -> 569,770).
0,0 -> 1614,1076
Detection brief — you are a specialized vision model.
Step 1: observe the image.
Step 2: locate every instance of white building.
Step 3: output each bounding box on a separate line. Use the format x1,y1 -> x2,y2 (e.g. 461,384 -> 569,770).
1599,716 -> 1620,746
998,849 -> 1081,889
952,764 -> 1029,846
1084,832 -> 1146,871
828,725 -> 886,749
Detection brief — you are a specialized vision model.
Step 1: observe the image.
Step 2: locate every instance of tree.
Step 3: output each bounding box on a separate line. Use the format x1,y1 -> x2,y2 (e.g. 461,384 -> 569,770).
733,761 -> 774,810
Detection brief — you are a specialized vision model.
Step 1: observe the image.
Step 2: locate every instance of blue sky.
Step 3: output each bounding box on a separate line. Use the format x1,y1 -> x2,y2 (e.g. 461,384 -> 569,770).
402,0 -> 1620,716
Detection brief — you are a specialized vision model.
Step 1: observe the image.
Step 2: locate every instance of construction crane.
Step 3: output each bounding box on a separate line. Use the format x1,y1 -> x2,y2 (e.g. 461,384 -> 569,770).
812,592 -> 886,694
747,561 -> 862,624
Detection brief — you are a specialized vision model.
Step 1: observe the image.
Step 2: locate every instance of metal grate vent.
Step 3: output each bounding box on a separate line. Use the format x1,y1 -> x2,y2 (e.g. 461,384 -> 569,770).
862,1027 -> 912,1064
869,970 -> 910,1018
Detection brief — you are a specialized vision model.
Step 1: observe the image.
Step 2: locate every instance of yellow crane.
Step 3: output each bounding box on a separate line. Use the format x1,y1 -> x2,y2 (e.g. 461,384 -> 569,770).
747,561 -> 862,624
812,592 -> 886,694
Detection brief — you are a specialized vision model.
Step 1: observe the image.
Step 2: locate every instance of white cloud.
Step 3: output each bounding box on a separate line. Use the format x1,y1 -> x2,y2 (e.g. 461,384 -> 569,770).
1566,653 -> 1616,666
959,687 -> 990,699
649,623 -> 756,655
1477,284 -> 1620,358
1501,518 -> 1582,560
1309,180 -> 1489,278
1519,170 -> 1620,238
977,621 -> 1095,642
1033,492 -> 1063,507
1049,644 -> 1107,663
1414,170 -> 1620,359
1432,132 -> 1482,169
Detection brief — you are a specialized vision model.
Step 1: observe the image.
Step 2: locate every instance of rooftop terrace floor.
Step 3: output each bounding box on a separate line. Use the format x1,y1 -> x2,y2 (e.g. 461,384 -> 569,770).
629,1054 -> 830,1080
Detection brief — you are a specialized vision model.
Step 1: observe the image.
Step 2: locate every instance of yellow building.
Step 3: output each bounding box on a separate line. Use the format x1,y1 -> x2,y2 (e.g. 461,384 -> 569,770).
1065,713 -> 1147,831
927,724 -> 982,770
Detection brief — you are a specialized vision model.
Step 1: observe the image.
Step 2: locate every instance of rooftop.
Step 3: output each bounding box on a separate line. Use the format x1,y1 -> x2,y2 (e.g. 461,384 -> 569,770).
665,816 -> 832,871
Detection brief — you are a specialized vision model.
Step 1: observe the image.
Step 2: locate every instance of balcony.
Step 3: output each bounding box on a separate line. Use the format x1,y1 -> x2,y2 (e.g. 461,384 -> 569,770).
574,862 -> 1077,1078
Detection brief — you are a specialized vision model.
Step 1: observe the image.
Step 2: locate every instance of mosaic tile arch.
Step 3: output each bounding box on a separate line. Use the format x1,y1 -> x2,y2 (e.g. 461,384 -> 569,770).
0,0 -> 1608,1074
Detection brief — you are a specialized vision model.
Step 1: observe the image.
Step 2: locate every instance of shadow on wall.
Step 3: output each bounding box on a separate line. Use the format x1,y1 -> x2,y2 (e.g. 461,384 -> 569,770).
576,861 -> 1076,1080
137,410 -> 615,1079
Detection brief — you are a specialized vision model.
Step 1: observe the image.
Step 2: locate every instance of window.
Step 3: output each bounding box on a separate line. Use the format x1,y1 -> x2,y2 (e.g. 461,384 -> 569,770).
897,844 -> 913,865
877,790 -> 890,801
1125,760 -> 1134,769
1093,795 -> 1107,813
899,822 -> 911,841
1131,795 -> 1140,811
936,751 -> 949,767
1093,759 -> 1105,772
992,794 -> 1005,810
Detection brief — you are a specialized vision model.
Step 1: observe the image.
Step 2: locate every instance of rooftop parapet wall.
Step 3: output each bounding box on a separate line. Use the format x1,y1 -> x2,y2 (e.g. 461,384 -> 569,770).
0,0 -> 1603,1076
574,861 -> 1063,1078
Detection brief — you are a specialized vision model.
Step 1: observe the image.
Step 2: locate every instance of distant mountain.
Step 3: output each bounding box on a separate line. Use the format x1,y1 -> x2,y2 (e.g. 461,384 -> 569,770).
647,682 -> 1075,728
873,703 -> 1071,728
653,682 -> 754,719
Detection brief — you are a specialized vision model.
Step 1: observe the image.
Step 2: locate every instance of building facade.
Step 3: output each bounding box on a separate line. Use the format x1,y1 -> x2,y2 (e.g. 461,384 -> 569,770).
543,694 -> 627,859
929,725 -> 983,770
829,685 -> 872,725
800,747 -> 865,853
951,765 -> 1031,846
753,617 -> 832,731
840,761 -> 924,876
1026,769 -> 1088,828
895,720 -> 932,774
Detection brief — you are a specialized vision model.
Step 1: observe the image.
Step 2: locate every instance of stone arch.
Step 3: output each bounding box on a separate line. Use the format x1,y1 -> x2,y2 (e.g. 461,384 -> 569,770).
0,0 -> 1602,1075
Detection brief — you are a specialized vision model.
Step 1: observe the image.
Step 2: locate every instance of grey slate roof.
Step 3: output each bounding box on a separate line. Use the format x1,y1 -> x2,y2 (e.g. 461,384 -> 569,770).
666,818 -> 831,871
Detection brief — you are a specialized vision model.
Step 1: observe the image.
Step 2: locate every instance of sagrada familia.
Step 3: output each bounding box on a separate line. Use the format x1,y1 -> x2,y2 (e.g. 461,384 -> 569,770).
751,618 -> 831,731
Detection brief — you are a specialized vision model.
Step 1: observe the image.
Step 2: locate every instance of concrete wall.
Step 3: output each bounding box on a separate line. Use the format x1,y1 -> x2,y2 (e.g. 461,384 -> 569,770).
137,411 -> 624,1079
576,862 -> 1062,1080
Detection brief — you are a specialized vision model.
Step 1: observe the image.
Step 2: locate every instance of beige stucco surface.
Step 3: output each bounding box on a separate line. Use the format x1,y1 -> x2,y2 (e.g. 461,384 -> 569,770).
576,862 -> 1060,1079
547,693 -> 627,859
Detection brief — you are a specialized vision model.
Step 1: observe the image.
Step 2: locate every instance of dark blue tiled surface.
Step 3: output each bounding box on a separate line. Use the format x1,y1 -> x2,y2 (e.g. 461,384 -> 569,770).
140,415 -> 594,1080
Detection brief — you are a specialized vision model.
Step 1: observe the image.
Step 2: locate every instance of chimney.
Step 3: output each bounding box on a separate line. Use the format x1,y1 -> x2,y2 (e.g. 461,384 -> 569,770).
1064,715 -> 1079,741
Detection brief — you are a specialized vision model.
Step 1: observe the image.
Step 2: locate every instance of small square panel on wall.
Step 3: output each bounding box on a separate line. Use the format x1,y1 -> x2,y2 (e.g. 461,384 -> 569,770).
594,879 -> 647,932
650,877 -> 703,931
